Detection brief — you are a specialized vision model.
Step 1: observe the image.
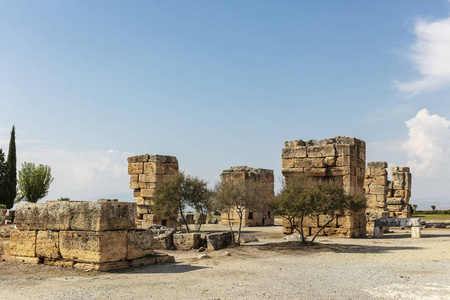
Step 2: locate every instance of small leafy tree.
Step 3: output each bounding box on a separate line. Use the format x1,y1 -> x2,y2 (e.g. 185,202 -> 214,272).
17,162 -> 54,203
272,176 -> 366,244
273,176 -> 315,243
431,205 -> 436,212
412,204 -> 418,214
151,172 -> 211,233
58,197 -> 70,201
213,179 -> 268,245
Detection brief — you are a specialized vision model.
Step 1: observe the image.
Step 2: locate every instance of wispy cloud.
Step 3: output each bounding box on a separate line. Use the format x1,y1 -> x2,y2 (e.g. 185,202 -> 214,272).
395,16 -> 450,96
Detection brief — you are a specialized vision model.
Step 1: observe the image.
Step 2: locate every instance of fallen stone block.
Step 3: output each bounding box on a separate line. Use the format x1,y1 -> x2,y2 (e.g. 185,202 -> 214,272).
173,233 -> 201,250
206,232 -> 232,250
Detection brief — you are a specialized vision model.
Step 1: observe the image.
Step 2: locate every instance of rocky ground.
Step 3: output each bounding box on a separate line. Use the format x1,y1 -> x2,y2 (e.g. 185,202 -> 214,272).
0,224 -> 449,300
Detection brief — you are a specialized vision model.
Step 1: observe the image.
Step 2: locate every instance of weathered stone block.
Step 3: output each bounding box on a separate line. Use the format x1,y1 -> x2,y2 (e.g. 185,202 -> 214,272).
386,198 -> 403,205
59,230 -> 127,263
367,162 -> 388,168
391,166 -> 410,173
307,145 -> 335,158
139,173 -> 163,183
73,261 -> 129,272
139,182 -> 157,189
281,147 -> 307,159
327,167 -> 351,176
370,168 -> 387,176
10,230 -> 37,257
144,162 -> 166,174
136,205 -> 149,215
15,203 -> 48,231
36,231 -> 60,259
127,229 -> 154,260
292,158 -> 326,168
47,201 -> 71,231
206,232 -> 232,250
141,188 -> 157,198
129,256 -> 156,268
128,163 -> 144,175
70,202 -> 136,231
173,233 -> 201,250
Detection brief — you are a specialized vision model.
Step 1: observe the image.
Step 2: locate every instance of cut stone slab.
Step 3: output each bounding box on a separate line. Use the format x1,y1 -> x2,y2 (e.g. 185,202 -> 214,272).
173,233 -> 201,250
9,230 -> 37,257
206,232 -> 232,251
59,230 -> 127,263
127,229 -> 155,260
15,203 -> 48,230
36,230 -> 61,260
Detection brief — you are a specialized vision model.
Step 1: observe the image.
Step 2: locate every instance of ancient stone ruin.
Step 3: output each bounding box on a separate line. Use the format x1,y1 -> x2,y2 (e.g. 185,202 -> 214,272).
364,162 -> 389,234
8,200 -> 174,271
281,136 -> 367,237
128,154 -> 179,229
220,166 -> 275,227
387,167 -> 412,218
364,162 -> 412,234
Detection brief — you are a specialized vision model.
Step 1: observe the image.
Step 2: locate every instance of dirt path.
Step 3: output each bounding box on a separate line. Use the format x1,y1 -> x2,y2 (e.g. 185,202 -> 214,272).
0,226 -> 449,299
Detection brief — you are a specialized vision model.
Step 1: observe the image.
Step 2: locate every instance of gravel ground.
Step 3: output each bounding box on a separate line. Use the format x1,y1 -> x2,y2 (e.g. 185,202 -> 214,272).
0,225 -> 449,300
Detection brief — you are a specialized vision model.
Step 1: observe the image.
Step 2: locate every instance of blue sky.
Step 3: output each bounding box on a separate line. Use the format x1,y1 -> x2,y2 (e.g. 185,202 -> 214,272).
1,1 -> 450,209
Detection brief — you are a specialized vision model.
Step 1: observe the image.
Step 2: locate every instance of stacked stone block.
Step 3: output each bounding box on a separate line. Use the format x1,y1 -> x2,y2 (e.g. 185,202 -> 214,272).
386,167 -> 412,218
220,166 -> 275,227
364,162 -> 389,234
9,200 -> 174,271
281,136 -> 366,238
128,154 -> 179,229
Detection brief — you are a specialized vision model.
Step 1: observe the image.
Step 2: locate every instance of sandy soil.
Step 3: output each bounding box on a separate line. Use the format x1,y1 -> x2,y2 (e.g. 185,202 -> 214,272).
0,224 -> 449,300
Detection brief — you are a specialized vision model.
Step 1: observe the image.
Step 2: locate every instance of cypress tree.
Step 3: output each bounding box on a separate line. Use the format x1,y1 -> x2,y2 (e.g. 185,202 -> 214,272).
0,149 -> 6,206
4,126 -> 16,208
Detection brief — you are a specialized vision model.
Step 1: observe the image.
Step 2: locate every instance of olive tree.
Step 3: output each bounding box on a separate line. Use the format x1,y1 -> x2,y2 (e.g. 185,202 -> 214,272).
17,162 -> 54,203
273,176 -> 366,244
213,179 -> 269,244
151,172 -> 211,233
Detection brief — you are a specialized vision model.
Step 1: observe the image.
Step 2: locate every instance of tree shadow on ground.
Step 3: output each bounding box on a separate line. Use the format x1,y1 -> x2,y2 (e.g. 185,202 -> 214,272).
253,241 -> 423,254
378,231 -> 450,239
111,262 -> 209,275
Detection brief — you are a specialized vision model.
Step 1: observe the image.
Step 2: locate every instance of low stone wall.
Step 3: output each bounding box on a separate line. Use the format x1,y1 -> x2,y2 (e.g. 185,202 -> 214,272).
8,200 -> 174,271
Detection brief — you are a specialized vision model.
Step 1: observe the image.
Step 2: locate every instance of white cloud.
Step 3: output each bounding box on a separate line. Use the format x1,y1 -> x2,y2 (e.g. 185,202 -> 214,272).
16,147 -> 134,201
396,17 -> 450,96
402,108 -> 450,176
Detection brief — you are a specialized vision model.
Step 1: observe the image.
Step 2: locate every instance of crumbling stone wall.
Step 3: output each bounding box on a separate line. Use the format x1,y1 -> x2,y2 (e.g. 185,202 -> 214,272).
0,209 -> 14,225
364,162 -> 389,234
386,167 -> 412,218
365,163 -> 412,233
128,154 -> 179,229
281,136 -> 366,238
220,166 -> 275,227
8,200 -> 174,271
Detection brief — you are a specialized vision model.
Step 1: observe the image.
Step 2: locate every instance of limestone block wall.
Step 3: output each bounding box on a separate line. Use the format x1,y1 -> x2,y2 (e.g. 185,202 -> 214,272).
8,200 -> 173,271
220,166 -> 275,227
128,154 -> 179,229
364,162 -> 389,234
281,136 -> 366,238
386,167 -> 412,218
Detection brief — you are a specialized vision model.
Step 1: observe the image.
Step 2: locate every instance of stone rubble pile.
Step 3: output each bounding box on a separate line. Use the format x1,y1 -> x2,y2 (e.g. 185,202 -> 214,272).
128,154 -> 179,229
9,200 -> 174,271
281,136 -> 366,237
220,166 -> 275,227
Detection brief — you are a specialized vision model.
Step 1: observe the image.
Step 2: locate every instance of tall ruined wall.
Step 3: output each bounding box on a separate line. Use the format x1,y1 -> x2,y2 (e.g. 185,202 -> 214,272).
128,154 -> 179,229
220,166 -> 275,227
386,167 -> 412,218
364,162 -> 389,234
281,136 -> 366,238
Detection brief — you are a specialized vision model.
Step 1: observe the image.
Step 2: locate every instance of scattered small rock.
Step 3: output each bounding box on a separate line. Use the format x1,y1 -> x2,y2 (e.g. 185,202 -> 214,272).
282,233 -> 303,241
198,247 -> 206,252
198,254 -> 210,259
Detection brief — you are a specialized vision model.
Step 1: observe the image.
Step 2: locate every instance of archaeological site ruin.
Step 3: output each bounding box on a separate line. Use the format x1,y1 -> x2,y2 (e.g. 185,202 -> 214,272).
8,200 -> 174,271
220,166 -> 275,227
128,154 -> 179,229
